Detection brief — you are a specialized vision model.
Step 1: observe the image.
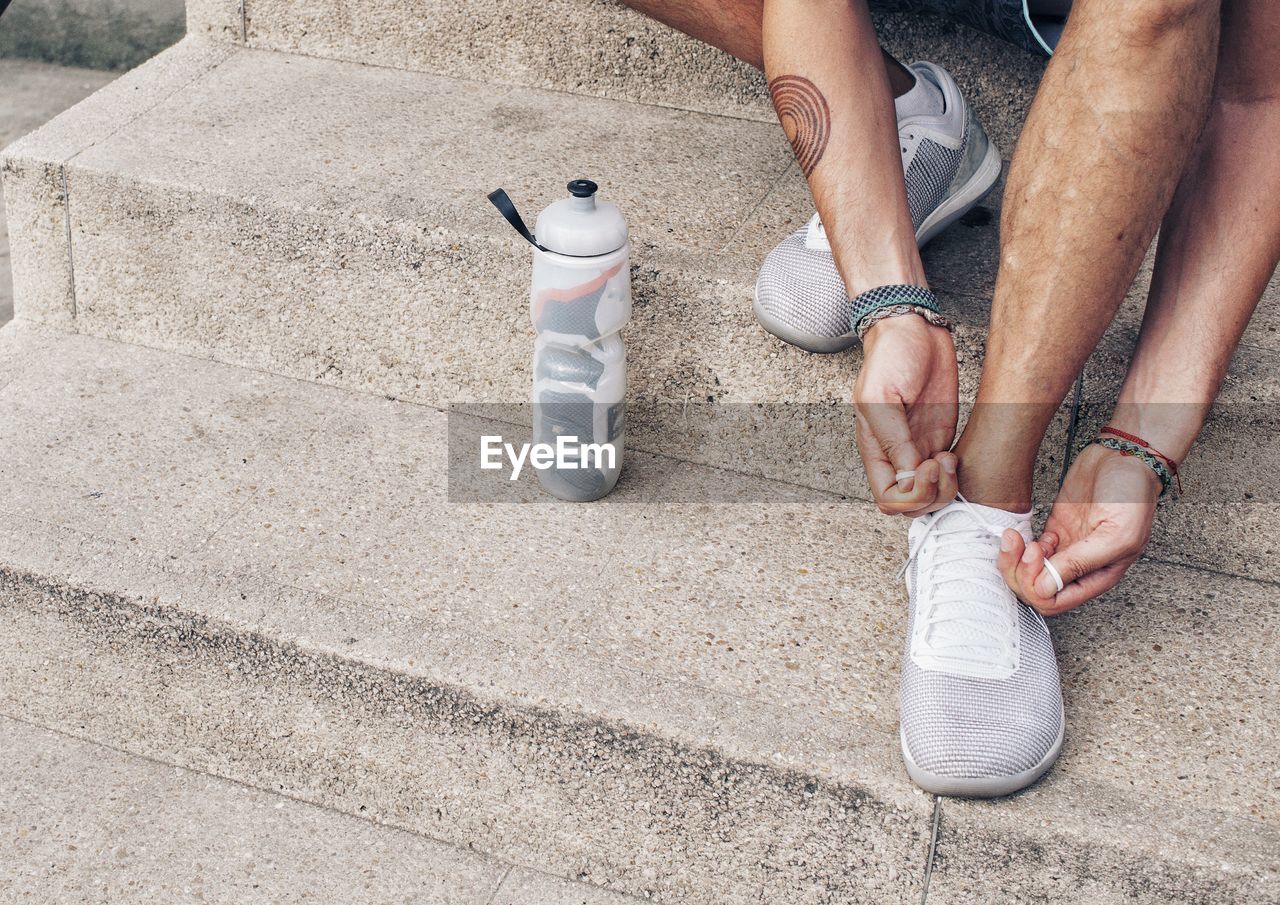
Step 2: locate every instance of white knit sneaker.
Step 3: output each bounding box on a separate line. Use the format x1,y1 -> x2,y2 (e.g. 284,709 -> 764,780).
753,62 -> 1002,353
898,497 -> 1064,797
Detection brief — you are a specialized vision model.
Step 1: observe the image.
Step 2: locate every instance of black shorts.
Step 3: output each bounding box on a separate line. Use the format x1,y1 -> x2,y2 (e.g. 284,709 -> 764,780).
889,0 -> 1066,57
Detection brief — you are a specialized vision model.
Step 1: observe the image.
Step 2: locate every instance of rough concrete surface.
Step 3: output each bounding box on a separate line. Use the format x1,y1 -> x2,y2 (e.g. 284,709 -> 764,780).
0,716 -> 644,904
0,322 -> 1275,903
2,39 -> 1073,502
1,40 -> 232,327
0,60 -> 115,326
192,0 -> 1045,159
10,39 -> 1278,550
0,323 -> 937,904
491,871 -> 649,905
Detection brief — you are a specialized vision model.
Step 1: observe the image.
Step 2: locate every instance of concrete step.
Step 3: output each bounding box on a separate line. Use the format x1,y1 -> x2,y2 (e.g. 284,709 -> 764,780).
0,60 -> 116,327
1,322 -> 1276,903
5,37 -> 1279,571
0,0 -> 184,72
0,716 -> 642,904
0,38 -> 1068,506
187,0 -> 1045,160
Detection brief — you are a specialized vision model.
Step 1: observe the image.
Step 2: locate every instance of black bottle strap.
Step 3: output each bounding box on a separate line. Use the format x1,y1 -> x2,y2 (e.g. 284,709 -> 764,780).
487,188 -> 547,253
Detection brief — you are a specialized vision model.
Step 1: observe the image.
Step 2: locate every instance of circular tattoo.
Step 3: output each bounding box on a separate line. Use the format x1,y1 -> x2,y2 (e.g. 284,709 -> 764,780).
768,75 -> 831,178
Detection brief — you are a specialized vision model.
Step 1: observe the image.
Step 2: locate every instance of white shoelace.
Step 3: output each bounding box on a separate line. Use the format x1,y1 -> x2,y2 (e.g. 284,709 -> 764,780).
898,493 -> 1020,672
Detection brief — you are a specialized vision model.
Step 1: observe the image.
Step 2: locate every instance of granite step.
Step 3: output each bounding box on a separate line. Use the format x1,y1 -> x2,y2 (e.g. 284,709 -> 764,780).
185,0 -> 1047,159
0,715 -> 641,904
0,321 -> 1275,903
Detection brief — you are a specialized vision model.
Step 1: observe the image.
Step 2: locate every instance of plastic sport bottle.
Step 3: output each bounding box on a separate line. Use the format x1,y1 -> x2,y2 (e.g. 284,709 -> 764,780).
488,180 -> 630,501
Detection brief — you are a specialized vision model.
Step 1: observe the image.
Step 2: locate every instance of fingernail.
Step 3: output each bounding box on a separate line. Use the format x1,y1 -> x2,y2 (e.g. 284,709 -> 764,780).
897,477 -> 914,492
1021,545 -> 1037,564
1000,533 -> 1015,553
942,457 -> 957,475
1035,574 -> 1057,597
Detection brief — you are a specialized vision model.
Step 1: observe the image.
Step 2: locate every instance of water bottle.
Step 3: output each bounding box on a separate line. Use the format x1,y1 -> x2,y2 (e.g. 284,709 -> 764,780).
488,180 -> 630,501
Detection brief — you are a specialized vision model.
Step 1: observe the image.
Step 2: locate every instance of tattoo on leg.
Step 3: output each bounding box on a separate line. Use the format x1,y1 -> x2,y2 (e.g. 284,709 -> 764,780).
768,75 -> 831,178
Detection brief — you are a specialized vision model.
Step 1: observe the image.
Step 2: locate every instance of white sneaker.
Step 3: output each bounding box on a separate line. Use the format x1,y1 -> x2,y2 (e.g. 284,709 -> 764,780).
753,62 -> 1002,353
899,497 -> 1065,797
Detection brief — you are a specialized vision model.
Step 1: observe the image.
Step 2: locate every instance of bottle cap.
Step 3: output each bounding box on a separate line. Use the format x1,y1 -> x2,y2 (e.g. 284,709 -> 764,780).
534,179 -> 628,258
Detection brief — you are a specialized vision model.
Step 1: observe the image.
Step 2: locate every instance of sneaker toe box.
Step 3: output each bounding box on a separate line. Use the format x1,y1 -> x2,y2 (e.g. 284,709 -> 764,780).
754,231 -> 855,351
900,615 -> 1064,795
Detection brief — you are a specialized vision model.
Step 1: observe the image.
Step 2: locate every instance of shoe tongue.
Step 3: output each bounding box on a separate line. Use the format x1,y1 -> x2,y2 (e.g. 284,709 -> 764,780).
803,213 -> 829,251
955,500 -> 1032,534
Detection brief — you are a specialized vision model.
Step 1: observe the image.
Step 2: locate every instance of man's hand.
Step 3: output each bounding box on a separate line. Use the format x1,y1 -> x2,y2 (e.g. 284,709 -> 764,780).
998,443 -> 1160,616
854,314 -> 959,517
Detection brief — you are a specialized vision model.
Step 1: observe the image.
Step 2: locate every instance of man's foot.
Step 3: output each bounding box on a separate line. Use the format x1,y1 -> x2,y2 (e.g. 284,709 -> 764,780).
753,62 -> 1002,353
899,497 -> 1064,797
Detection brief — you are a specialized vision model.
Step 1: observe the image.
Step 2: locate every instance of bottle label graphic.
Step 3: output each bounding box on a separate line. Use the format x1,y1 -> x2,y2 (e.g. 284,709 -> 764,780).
489,181 -> 630,501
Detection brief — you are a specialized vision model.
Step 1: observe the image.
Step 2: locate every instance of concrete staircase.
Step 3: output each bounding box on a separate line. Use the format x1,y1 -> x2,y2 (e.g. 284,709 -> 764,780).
1,2 -> 1277,902
2,715 -> 641,903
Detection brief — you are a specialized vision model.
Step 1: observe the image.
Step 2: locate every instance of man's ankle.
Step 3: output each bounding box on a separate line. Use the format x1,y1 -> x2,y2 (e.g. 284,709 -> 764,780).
954,452 -> 1035,513
959,479 -> 1033,512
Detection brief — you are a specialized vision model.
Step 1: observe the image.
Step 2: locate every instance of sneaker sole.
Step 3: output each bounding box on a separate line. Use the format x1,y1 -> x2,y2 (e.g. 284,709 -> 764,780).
899,720 -> 1064,798
753,137 -> 1002,354
751,285 -> 862,353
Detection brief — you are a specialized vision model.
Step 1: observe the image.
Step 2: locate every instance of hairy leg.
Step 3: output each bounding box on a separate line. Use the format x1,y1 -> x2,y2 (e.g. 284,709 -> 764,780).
624,0 -> 959,512
763,0 -> 922,296
617,0 -> 915,93
953,0 -> 1222,510
1002,0 -> 1280,614
1114,0 -> 1280,448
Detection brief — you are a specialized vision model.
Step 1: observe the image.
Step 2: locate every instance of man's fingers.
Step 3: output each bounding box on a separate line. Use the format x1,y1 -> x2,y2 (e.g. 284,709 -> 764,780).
900,455 -> 959,517
1037,563 -> 1129,616
856,418 -> 941,515
857,402 -> 924,483
881,459 -> 942,514
997,529 -> 1026,591
857,419 -> 906,502
1033,533 -> 1121,599
1015,538 -> 1059,609
932,452 -> 959,510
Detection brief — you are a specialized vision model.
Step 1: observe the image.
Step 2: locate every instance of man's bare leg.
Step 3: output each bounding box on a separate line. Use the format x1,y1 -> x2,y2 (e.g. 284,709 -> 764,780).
623,0 -> 963,512
952,0 -> 1222,511
619,0 -> 915,94
764,0 -> 965,510
763,0 -> 922,297
1003,0 -> 1280,613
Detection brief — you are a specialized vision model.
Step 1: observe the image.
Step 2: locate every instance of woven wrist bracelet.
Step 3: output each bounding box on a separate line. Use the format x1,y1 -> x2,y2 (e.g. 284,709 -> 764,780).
1091,436 -> 1175,496
857,304 -> 953,341
851,285 -> 945,340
